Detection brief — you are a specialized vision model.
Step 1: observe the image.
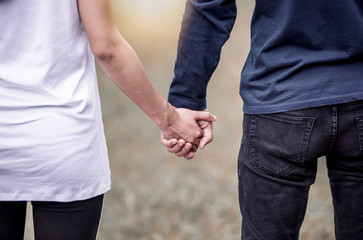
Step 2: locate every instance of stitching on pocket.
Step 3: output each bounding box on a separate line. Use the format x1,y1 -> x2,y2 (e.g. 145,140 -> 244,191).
299,117 -> 316,163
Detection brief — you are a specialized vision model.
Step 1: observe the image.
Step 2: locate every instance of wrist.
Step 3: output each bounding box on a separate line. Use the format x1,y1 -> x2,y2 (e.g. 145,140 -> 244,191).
156,102 -> 178,132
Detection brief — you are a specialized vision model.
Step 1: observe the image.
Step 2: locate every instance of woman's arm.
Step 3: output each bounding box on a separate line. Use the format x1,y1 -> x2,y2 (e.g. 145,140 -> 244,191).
77,0 -> 216,150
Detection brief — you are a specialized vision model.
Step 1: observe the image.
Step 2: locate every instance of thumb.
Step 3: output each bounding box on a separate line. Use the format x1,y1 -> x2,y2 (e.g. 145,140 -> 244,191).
198,121 -> 213,149
199,133 -> 212,149
194,111 -> 217,122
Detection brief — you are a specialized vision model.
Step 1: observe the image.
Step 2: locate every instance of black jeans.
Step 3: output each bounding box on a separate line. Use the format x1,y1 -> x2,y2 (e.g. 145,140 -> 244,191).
238,100 -> 363,240
0,194 -> 104,240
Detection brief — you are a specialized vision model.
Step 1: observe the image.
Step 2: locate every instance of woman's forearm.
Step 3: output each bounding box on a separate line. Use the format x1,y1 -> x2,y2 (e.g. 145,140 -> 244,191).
78,0 -> 216,148
94,36 -> 177,131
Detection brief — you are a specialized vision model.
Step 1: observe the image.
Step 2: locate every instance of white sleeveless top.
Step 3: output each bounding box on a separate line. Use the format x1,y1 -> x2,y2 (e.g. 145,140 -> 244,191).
0,0 -> 111,201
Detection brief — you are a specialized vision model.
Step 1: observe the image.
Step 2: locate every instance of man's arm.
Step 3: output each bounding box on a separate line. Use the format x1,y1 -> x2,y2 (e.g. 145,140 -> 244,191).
77,0 -> 216,145
163,0 -> 237,157
168,0 -> 237,110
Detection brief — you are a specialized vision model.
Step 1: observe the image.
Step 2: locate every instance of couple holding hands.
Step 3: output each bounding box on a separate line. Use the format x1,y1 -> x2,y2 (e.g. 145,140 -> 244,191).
3,0 -> 363,239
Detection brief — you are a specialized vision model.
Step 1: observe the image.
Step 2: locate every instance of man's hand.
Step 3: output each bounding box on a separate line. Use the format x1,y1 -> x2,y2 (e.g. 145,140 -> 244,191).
160,107 -> 216,146
160,109 -> 215,160
197,119 -> 213,149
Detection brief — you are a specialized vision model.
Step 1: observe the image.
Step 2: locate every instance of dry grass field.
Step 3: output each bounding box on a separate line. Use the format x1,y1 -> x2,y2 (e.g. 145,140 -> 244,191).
24,1 -> 335,239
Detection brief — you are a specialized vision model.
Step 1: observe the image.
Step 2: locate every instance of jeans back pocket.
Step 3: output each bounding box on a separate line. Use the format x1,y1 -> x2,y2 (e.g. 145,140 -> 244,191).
249,113 -> 316,177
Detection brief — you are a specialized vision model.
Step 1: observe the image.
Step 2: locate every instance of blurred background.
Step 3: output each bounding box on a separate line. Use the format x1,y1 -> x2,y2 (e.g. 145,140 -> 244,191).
25,0 -> 335,239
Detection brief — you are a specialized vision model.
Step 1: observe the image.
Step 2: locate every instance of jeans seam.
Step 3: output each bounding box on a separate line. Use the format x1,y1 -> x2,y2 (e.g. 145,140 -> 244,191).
328,106 -> 338,154
356,118 -> 363,156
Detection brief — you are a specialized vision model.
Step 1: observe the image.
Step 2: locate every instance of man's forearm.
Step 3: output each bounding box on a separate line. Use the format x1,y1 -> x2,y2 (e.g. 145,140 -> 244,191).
168,0 -> 237,110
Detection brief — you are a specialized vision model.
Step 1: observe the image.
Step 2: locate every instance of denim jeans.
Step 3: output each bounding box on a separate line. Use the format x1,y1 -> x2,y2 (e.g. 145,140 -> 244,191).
238,100 -> 363,240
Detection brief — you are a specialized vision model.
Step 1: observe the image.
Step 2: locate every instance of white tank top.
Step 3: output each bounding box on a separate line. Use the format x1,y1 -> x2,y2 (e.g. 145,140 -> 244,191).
0,0 -> 111,201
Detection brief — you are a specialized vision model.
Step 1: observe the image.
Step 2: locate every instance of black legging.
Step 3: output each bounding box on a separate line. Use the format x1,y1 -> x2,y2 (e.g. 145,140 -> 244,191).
0,194 -> 104,240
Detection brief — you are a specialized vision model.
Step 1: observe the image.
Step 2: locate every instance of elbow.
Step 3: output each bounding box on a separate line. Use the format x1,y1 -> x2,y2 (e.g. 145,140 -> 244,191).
91,42 -> 118,62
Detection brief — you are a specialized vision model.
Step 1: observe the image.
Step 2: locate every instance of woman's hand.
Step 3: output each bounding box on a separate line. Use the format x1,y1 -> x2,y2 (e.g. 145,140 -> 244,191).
160,108 -> 216,160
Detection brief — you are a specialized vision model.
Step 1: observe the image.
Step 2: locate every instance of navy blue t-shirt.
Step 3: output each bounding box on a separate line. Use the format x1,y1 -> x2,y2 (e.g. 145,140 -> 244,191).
168,0 -> 363,114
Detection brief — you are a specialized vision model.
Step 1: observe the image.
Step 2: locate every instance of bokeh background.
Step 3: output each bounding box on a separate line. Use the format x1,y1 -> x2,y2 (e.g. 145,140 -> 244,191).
25,0 -> 335,239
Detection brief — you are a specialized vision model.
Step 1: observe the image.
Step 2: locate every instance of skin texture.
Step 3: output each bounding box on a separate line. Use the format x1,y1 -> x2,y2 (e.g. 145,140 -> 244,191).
77,0 -> 216,154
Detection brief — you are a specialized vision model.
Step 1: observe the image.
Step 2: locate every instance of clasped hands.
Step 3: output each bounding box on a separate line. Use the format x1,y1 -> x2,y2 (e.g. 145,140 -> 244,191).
160,107 -> 216,160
